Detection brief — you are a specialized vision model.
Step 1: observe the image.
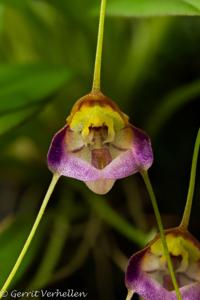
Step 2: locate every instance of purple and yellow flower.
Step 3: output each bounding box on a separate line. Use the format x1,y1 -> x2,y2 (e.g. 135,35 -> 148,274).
125,227 -> 200,300
48,92 -> 153,194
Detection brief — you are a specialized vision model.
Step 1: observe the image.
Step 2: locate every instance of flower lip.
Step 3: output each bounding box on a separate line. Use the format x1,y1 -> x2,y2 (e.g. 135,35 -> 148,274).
125,227 -> 200,300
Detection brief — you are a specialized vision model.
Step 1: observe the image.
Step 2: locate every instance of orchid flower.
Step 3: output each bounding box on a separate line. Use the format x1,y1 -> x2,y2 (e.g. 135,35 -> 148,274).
126,228 -> 200,300
47,92 -> 153,194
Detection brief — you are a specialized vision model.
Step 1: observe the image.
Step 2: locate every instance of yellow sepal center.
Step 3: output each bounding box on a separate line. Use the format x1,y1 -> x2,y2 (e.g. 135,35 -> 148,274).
67,104 -> 127,145
151,234 -> 200,272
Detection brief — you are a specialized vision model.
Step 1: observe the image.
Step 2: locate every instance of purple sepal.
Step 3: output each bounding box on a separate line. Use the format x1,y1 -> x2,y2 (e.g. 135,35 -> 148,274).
133,126 -> 153,171
47,125 -> 153,181
102,126 -> 153,179
126,249 -> 175,300
48,125 -> 67,172
47,125 -> 101,181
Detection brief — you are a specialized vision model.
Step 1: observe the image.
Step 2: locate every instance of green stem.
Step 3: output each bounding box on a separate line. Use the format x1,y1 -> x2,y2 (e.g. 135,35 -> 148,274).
29,211 -> 69,289
179,129 -> 200,230
141,170 -> 182,300
92,0 -> 107,93
0,173 -> 60,297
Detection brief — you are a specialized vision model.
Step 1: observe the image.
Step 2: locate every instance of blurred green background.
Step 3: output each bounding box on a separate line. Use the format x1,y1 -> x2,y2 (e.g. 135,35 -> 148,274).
0,1 -> 200,299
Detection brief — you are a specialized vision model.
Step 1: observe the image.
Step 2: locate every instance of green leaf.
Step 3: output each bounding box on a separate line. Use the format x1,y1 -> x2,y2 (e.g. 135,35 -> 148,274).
0,214 -> 49,287
0,64 -> 70,113
0,106 -> 38,136
146,78 -> 200,137
106,0 -> 200,17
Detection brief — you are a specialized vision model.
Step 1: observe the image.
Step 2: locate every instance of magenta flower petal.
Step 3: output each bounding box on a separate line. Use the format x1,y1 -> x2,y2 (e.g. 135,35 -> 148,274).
102,126 -> 153,179
48,126 -> 101,181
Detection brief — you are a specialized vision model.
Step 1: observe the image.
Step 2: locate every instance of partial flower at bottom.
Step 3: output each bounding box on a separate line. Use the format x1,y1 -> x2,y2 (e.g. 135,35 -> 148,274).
125,227 -> 200,300
48,91 -> 153,194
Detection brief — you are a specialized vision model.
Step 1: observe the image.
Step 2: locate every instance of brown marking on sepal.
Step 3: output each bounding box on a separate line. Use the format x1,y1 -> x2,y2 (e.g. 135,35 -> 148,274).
67,92 -> 129,125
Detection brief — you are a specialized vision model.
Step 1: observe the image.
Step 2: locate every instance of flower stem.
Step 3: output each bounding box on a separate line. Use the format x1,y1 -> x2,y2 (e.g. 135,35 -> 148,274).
125,289 -> 134,300
140,170 -> 182,300
0,173 -> 60,297
179,128 -> 200,230
92,0 -> 107,93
